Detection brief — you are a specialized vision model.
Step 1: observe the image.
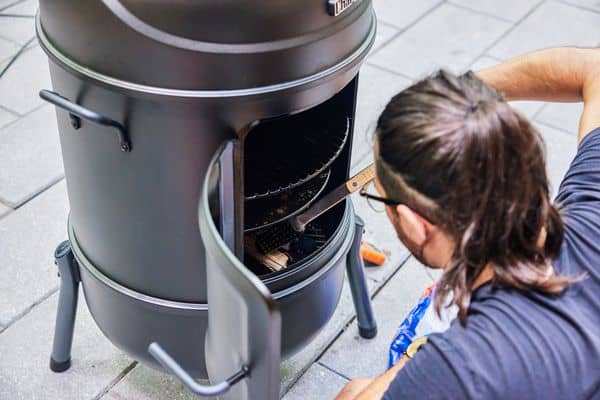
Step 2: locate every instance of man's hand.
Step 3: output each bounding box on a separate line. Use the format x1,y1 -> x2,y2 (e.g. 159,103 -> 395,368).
334,355 -> 410,400
476,47 -> 600,142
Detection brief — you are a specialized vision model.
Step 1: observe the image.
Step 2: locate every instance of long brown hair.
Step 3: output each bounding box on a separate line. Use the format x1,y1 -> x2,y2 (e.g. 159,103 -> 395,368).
375,70 -> 575,323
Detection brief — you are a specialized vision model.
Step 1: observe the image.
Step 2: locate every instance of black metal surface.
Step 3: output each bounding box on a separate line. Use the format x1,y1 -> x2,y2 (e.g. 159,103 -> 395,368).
39,89 -> 131,152
70,200 -> 354,379
38,1 -> 375,90
245,115 -> 349,200
50,241 -> 80,373
346,216 -> 377,338
244,170 -> 330,232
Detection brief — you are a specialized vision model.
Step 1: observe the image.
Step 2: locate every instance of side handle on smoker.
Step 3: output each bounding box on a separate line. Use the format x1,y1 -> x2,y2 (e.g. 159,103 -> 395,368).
148,342 -> 248,397
39,89 -> 131,152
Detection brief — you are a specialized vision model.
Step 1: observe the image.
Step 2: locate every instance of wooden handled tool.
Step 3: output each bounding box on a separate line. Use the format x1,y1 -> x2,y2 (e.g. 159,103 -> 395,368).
254,164 -> 375,254
290,163 -> 375,232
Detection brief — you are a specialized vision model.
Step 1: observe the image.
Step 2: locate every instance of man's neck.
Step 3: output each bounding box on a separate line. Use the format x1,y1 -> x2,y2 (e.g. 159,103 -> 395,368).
472,264 -> 494,289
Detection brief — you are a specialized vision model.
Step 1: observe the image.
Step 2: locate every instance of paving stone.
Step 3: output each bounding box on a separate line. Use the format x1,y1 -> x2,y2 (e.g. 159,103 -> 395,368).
536,123 -> 578,198
535,102 -> 584,136
0,45 -> 51,115
562,0 -> 600,12
0,105 -> 18,128
0,105 -> 63,207
449,0 -> 540,22
282,363 -> 348,400
0,180 -> 68,326
373,0 -> 442,29
0,15 -> 35,45
3,0 -> 38,15
469,55 -> 545,118
0,34 -> 20,64
0,0 -> 20,10
105,364 -> 213,400
0,201 -> 11,218
0,290 -> 134,400
488,2 -> 600,61
319,257 -> 434,379
426,267 -> 444,282
280,278 -> 373,394
369,4 -> 511,79
351,64 -> 410,167
369,22 -> 399,56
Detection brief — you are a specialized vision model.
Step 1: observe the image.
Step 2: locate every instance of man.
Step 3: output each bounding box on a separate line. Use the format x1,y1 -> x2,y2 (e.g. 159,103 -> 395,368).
336,47 -> 600,399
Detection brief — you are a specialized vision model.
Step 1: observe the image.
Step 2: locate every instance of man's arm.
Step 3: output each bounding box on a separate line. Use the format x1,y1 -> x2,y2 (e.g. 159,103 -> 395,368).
335,357 -> 408,400
475,47 -> 600,142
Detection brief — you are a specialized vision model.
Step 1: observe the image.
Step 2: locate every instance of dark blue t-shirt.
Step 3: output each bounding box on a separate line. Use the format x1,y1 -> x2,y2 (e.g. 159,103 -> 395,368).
384,128 -> 600,399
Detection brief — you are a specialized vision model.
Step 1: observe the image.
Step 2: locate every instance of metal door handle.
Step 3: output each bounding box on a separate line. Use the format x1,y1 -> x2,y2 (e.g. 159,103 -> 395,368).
39,89 -> 131,152
148,342 -> 249,397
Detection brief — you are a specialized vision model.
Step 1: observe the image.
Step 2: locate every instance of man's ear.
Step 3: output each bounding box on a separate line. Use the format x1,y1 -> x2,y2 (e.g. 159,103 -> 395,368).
395,204 -> 429,246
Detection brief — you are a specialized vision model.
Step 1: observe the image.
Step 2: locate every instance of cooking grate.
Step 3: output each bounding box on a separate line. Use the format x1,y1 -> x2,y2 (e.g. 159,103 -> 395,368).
244,170 -> 330,232
244,116 -> 349,200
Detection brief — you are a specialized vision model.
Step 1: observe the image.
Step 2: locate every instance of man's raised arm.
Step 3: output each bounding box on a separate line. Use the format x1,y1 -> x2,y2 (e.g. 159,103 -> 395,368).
476,47 -> 600,142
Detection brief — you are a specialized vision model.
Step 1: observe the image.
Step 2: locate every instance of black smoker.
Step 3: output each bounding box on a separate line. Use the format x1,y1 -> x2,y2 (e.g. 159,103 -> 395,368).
37,1 -> 378,399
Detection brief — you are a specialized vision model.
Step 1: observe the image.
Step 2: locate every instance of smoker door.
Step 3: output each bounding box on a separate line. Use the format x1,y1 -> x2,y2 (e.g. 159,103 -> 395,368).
200,140 -> 282,400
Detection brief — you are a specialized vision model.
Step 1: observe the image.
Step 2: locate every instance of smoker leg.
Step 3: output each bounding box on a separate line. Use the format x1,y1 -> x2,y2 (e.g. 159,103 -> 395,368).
50,240 -> 80,372
346,215 -> 377,339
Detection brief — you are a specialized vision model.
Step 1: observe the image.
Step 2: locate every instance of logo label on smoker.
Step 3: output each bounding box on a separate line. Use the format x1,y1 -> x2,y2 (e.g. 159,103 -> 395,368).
327,0 -> 359,16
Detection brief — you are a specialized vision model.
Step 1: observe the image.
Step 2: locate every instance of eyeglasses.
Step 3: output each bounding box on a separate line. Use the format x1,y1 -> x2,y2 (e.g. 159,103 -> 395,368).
359,181 -> 401,213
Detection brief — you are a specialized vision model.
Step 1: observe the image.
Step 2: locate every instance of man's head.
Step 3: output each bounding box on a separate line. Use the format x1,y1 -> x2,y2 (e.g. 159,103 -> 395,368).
373,70 -> 572,322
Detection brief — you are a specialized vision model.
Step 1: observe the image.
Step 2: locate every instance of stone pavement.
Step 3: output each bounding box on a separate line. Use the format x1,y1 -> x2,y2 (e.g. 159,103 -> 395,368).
0,0 -> 598,399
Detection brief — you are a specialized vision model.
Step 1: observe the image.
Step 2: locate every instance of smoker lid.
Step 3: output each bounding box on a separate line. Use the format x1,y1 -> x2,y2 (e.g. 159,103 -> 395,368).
37,0 -> 376,91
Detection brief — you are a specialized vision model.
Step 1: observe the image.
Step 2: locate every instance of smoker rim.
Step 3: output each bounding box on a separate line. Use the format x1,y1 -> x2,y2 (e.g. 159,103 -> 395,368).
67,201 -> 354,310
35,11 -> 376,98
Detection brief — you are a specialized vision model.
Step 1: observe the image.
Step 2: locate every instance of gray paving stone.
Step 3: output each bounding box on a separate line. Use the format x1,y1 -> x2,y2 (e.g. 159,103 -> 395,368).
369,22 -> 399,56
449,0 -> 540,22
369,4 -> 511,79
488,2 -> 600,61
0,45 -> 51,115
319,257 -> 434,379
282,363 -> 348,400
0,16 -> 35,45
280,278 -> 373,394
0,0 -> 20,10
562,0 -> 600,12
469,55 -> 546,118
105,364 -> 213,400
0,180 -> 68,326
0,105 -> 18,128
351,64 -> 410,167
0,290 -> 133,400
3,0 -> 37,15
0,35 -> 19,64
0,105 -> 63,207
0,201 -> 11,218
373,0 -> 442,29
535,102 -> 584,136
536,123 -> 578,198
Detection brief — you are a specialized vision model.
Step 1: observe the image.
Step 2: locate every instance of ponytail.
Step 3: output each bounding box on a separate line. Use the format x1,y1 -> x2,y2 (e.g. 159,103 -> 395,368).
376,70 -> 577,324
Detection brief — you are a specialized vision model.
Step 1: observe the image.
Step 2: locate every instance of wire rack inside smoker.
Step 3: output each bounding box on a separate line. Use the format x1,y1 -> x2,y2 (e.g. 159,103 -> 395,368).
245,221 -> 329,276
244,115 -> 349,200
244,170 -> 330,231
